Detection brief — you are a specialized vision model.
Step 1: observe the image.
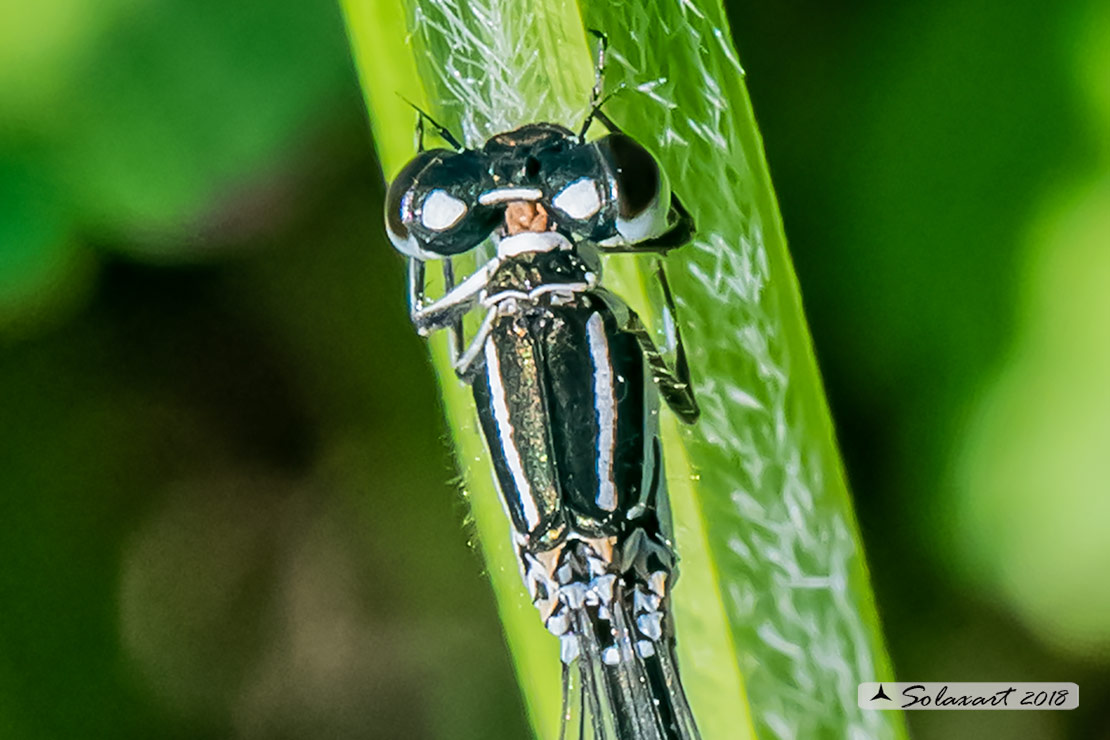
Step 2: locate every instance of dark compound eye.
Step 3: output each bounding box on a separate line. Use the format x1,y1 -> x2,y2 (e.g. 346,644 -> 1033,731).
593,133 -> 669,244
384,149 -> 445,255
595,133 -> 661,220
384,149 -> 499,257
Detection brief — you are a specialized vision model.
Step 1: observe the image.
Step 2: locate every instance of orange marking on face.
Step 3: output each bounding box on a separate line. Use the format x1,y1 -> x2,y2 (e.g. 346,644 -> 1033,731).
505,201 -> 550,235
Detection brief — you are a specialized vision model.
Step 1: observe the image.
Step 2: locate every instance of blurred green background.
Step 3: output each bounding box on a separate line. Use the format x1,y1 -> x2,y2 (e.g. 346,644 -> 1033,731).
1,0 -> 1107,738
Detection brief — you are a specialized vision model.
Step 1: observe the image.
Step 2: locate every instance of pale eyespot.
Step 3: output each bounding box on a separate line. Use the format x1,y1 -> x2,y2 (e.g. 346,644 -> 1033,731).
552,177 -> 601,219
420,189 -> 468,231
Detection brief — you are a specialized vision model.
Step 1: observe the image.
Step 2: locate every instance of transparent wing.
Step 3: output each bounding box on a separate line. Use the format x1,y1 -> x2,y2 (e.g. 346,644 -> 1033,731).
559,583 -> 700,740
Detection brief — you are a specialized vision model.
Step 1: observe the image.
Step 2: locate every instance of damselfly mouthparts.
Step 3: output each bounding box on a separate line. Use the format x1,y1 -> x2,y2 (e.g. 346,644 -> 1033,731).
383,43 -> 701,740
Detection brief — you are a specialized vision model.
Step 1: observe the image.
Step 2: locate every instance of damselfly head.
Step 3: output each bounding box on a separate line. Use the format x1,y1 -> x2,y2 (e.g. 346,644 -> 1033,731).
384,123 -> 673,259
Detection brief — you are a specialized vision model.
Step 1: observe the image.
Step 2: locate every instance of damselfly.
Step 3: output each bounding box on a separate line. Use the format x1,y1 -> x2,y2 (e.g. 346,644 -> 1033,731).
383,43 -> 701,740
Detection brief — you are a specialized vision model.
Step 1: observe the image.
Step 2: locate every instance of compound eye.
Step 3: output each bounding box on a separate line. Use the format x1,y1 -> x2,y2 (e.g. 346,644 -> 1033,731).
384,149 -> 445,255
552,177 -> 601,220
597,133 -> 661,220
595,133 -> 669,243
420,189 -> 469,230
384,148 -> 498,258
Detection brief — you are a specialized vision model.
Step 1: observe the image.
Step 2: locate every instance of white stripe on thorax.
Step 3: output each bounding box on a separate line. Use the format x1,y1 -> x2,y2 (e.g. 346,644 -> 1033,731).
586,312 -> 617,511
484,339 -> 541,530
496,230 -> 570,258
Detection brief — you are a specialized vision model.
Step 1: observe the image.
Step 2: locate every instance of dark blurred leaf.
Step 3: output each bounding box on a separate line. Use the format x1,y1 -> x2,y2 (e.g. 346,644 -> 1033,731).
0,152 -> 94,337
0,328 -> 203,740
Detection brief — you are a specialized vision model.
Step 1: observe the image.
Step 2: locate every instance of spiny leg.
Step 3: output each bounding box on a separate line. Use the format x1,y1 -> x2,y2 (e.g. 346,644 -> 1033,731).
451,307 -> 497,383
625,308 -> 698,423
409,255 -> 498,335
405,255 -> 503,383
441,259 -> 465,366
593,278 -> 698,423
407,257 -> 426,314
653,260 -> 696,419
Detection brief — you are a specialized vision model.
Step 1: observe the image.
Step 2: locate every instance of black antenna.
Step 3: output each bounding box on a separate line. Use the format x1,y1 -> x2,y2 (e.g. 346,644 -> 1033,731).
398,95 -> 464,151
578,30 -> 627,140
587,30 -> 608,109
578,87 -> 627,139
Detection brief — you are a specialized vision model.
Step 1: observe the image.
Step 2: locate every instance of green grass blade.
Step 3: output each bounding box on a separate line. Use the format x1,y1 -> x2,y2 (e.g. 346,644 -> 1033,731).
339,1 -> 908,738
575,6 -> 908,739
